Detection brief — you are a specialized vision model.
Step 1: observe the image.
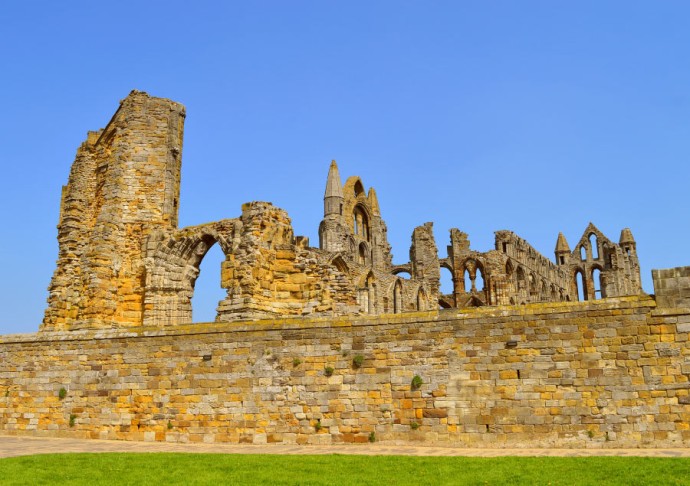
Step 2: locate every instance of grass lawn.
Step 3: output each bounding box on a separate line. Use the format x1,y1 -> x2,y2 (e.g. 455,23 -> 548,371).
0,453 -> 688,485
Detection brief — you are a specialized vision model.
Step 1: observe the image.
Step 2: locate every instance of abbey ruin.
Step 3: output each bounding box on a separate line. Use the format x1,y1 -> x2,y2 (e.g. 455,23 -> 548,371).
1,91 -> 688,448
43,91 -> 642,331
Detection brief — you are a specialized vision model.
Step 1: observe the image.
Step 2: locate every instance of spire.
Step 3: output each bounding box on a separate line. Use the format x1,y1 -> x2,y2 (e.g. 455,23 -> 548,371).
368,187 -> 380,217
619,227 -> 635,245
323,160 -> 344,218
555,232 -> 570,253
324,160 -> 343,199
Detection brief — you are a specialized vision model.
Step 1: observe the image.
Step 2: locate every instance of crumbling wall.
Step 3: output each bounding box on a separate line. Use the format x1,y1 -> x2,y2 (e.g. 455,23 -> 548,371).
43,91 -> 185,331
216,202 -> 360,320
142,219 -> 241,327
42,92 -> 647,332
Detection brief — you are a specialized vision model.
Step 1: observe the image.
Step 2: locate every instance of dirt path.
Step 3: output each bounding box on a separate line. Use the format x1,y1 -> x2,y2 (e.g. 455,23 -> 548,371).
1,435 -> 689,459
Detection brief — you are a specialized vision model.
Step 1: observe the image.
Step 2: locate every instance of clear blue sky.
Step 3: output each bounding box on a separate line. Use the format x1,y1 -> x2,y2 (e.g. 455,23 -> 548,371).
1,1 -> 689,334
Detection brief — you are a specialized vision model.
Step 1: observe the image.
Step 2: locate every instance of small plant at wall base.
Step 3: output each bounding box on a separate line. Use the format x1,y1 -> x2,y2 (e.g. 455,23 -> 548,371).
587,429 -> 594,439
410,422 -> 420,430
58,387 -> 67,400
292,357 -> 302,367
324,366 -> 334,377
69,414 -> 76,427
368,432 -> 376,443
167,421 -> 173,430
411,375 -> 423,390
353,354 -> 364,368
315,419 -> 322,432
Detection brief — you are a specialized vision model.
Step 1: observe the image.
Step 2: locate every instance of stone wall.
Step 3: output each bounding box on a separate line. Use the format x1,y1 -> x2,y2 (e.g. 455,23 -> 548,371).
43,91 -> 185,331
3,295 -> 689,448
653,266 -> 690,309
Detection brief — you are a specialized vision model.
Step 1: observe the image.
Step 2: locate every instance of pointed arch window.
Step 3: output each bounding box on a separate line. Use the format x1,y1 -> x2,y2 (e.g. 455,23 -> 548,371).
353,205 -> 370,241
589,234 -> 599,259
576,270 -> 587,301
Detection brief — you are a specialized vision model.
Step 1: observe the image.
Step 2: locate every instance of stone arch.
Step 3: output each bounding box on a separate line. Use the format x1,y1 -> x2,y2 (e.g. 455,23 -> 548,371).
353,179 -> 365,197
591,264 -> 605,299
392,265 -> 412,277
353,204 -> 370,241
330,255 -> 350,274
190,237 -> 228,323
475,264 -> 485,292
575,268 -> 587,301
460,258 -> 485,293
529,272 -> 537,298
358,271 -> 376,314
142,220 -> 241,326
358,241 -> 370,265
516,266 -> 526,290
439,262 -> 455,298
589,233 -> 599,260
348,236 -> 357,254
438,296 -> 453,309
417,287 -> 428,311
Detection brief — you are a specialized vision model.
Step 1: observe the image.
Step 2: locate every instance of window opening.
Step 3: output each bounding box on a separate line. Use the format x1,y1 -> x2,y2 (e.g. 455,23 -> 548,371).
475,267 -> 485,291
464,269 -> 472,293
417,289 -> 427,311
592,268 -> 603,299
576,271 -> 586,301
589,234 -> 599,259
440,266 -> 454,298
191,242 -> 226,323
358,243 -> 367,265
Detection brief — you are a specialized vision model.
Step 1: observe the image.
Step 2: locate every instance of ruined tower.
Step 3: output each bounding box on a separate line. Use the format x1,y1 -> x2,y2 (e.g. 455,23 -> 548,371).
42,91 -> 185,330
318,160 -> 393,272
554,232 -> 571,266
319,160 -> 346,252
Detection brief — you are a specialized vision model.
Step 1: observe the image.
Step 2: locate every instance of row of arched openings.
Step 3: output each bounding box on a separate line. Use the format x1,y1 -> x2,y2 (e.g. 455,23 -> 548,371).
361,273 -> 428,314
439,261 -> 486,296
507,260 -> 568,304
580,233 -> 600,261
575,267 -> 604,301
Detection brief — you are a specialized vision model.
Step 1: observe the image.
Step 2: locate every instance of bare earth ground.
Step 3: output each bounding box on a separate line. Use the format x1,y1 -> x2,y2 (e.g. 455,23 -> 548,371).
1,435 -> 689,458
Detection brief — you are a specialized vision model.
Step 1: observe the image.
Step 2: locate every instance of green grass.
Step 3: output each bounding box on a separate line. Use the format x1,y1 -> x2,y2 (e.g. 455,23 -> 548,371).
0,454 -> 689,485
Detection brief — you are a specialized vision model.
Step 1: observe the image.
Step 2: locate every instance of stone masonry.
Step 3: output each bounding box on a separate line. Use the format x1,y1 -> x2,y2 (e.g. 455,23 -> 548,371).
7,90 -> 685,448
2,295 -> 690,447
42,91 -> 643,331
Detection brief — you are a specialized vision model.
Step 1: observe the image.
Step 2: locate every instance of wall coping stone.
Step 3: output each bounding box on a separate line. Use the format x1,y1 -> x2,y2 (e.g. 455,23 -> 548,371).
1,295 -> 655,345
